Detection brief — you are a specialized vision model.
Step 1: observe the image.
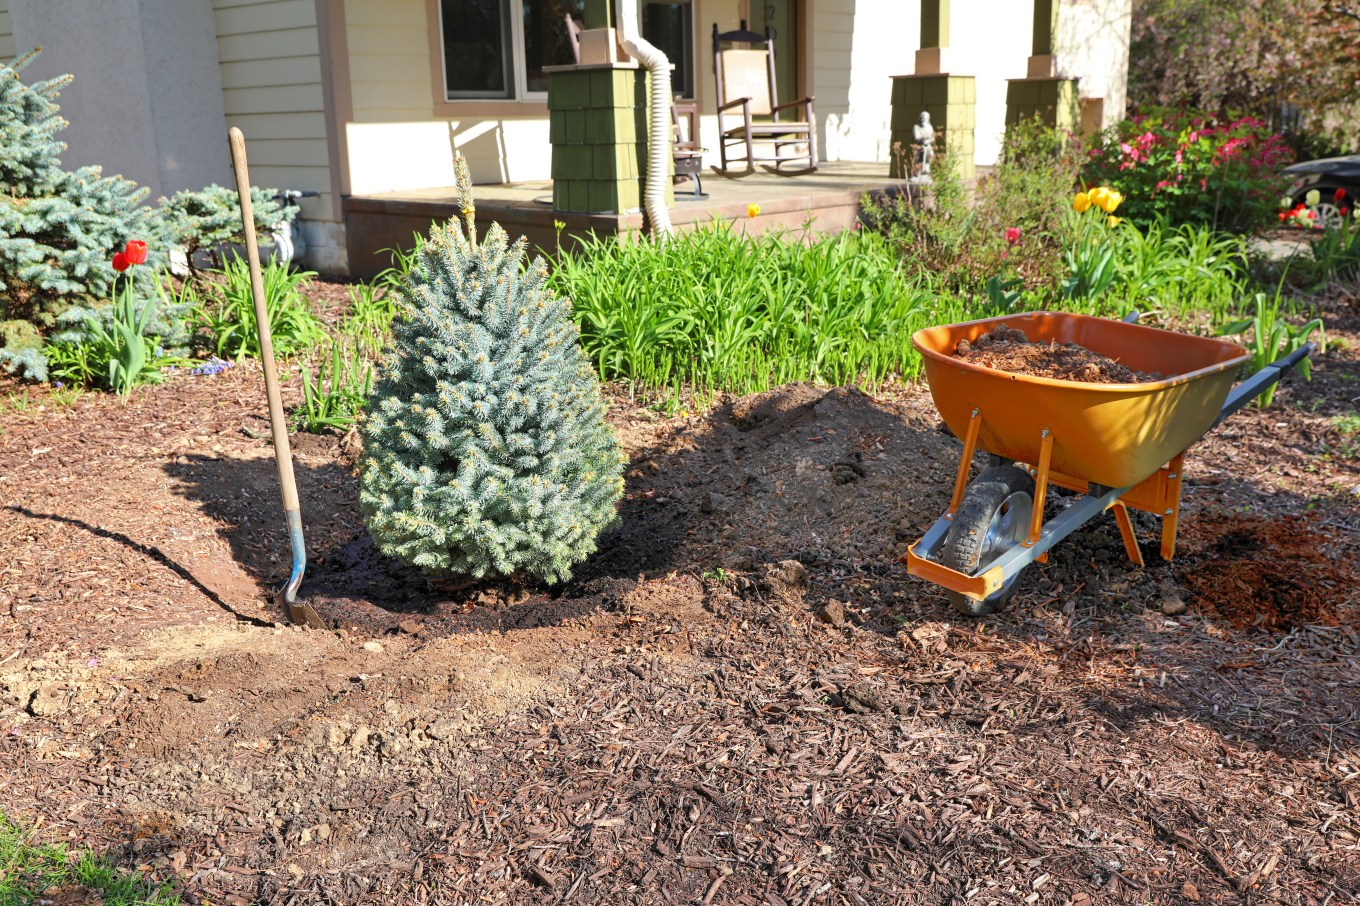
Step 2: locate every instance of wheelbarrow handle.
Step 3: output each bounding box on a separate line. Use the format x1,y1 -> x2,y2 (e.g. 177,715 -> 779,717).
1214,342 -> 1316,428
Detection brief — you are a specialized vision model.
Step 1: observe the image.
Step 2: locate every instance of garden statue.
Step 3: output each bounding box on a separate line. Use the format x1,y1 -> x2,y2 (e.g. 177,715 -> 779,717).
913,111 -> 936,182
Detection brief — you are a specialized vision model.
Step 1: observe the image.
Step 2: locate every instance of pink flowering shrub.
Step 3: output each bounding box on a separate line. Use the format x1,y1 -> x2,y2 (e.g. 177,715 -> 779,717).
1082,108 -> 1293,233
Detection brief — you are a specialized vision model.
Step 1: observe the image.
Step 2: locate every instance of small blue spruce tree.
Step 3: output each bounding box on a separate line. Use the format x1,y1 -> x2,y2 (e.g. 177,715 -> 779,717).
360,157 -> 624,583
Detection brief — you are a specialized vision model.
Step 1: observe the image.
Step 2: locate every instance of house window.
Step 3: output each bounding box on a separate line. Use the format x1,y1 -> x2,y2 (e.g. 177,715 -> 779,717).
439,0 -> 585,99
642,0 -> 694,99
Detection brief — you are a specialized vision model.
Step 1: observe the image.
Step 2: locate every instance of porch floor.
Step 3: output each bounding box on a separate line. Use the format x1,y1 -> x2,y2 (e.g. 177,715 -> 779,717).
344,161 -> 910,277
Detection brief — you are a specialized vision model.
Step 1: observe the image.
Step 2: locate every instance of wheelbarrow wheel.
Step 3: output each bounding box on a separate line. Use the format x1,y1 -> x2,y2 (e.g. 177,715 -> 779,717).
941,464 -> 1036,616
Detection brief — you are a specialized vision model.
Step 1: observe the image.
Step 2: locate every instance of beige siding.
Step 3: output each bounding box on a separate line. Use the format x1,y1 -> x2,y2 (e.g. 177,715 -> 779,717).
345,0 -> 431,121
213,0 -> 335,221
0,4 -> 16,62
343,0 -> 545,190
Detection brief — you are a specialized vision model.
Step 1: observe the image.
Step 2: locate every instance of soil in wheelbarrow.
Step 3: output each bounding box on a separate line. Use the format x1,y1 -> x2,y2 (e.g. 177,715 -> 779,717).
956,324 -> 1161,383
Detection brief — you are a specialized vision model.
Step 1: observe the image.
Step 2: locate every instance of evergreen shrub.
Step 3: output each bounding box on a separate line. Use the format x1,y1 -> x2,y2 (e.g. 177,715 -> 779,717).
159,184 -> 297,273
0,51 -> 164,327
360,158 -> 624,583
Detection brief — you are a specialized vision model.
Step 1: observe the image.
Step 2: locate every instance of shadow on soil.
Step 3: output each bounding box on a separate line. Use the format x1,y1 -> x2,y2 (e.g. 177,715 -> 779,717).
3,505 -> 273,628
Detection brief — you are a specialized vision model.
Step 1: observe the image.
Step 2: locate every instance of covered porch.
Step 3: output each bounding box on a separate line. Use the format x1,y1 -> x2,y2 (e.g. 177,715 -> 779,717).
343,161 -> 911,278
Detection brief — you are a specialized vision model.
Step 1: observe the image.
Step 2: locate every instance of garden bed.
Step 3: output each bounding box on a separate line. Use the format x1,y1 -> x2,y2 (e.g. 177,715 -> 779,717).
0,296 -> 1358,905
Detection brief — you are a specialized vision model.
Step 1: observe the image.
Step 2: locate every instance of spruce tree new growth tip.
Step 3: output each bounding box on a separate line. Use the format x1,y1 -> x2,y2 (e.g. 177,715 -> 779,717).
359,157 -> 625,584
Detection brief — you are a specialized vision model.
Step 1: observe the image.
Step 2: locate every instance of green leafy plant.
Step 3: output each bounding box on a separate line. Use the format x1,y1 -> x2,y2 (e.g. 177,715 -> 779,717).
867,119 -> 1078,295
1082,109 -> 1293,233
339,281 -> 397,358
1302,212 -> 1360,286
983,275 -> 1024,312
552,224 -> 941,396
1060,187 -> 1123,303
1329,413 -> 1360,458
375,239 -> 422,295
1217,291 -> 1325,407
1109,220 -> 1246,321
293,337 -> 373,433
361,157 -> 625,583
48,384 -> 83,408
194,256 -> 324,360
46,241 -> 189,395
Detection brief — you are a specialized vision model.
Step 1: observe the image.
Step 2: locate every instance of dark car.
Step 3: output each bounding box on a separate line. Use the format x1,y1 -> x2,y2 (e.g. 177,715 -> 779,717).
1283,154 -> 1360,227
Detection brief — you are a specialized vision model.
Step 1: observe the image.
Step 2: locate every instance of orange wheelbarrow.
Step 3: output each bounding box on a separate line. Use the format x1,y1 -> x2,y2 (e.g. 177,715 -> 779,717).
903,310 -> 1314,616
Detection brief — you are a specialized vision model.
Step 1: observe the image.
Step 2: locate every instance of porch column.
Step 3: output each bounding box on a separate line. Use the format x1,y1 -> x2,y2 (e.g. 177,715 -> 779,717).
1005,0 -> 1081,131
888,0 -> 975,181
547,63 -> 672,215
583,0 -> 611,29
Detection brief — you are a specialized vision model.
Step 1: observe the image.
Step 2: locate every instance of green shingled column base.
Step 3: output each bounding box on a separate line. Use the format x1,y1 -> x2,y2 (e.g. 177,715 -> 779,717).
548,66 -> 672,214
888,74 -> 976,182
1004,77 -> 1078,131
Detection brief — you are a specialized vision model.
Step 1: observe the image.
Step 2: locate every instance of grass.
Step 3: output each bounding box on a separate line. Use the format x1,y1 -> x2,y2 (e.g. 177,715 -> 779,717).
549,225 -> 963,399
0,811 -> 181,906
5,389 -> 31,414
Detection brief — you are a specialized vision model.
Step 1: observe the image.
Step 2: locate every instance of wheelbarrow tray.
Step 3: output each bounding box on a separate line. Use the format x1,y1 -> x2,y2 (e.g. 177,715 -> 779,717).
912,312 -> 1251,489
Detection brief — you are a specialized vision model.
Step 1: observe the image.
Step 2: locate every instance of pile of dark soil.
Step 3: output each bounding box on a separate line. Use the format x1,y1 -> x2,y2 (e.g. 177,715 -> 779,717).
1178,514 -> 1356,631
956,324 -> 1160,383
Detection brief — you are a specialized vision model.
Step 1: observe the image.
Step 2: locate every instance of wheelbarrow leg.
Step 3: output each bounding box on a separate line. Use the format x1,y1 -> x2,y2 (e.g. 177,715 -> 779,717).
1024,430 -> 1054,547
1111,502 -> 1144,567
948,408 -> 984,516
1160,452 -> 1186,560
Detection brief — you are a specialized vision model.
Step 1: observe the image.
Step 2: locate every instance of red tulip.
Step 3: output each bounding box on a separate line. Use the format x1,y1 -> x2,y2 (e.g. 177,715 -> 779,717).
1005,227 -> 1022,245
1342,207 -> 1351,217
1335,188 -> 1347,203
112,252 -> 130,272
123,239 -> 148,265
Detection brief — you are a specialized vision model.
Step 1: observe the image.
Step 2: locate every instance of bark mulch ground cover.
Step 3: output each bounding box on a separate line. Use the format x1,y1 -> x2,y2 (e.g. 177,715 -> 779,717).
0,296 -> 1358,905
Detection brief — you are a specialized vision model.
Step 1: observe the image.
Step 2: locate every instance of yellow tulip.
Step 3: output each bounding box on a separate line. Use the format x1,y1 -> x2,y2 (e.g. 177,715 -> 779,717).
1088,187 -> 1119,214
1305,188 -> 1321,207
1108,215 -> 1121,228
1073,191 -> 1091,213
747,203 -> 761,218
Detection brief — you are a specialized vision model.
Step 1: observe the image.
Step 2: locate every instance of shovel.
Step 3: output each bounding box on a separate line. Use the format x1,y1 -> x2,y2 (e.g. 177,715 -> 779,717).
228,127 -> 323,629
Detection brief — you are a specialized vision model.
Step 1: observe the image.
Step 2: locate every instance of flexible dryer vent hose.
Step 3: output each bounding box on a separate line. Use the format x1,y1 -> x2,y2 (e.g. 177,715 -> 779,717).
615,0 -> 674,238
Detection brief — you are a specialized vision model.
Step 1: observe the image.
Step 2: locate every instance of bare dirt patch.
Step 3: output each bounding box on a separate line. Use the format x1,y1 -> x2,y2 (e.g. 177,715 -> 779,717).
1,301 -> 1359,905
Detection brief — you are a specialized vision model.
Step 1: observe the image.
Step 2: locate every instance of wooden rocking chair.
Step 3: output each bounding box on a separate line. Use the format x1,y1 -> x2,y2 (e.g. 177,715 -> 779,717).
711,22 -> 816,176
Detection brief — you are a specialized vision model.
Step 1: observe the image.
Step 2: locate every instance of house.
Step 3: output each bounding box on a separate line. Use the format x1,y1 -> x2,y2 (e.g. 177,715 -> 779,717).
0,1 -> 1132,276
